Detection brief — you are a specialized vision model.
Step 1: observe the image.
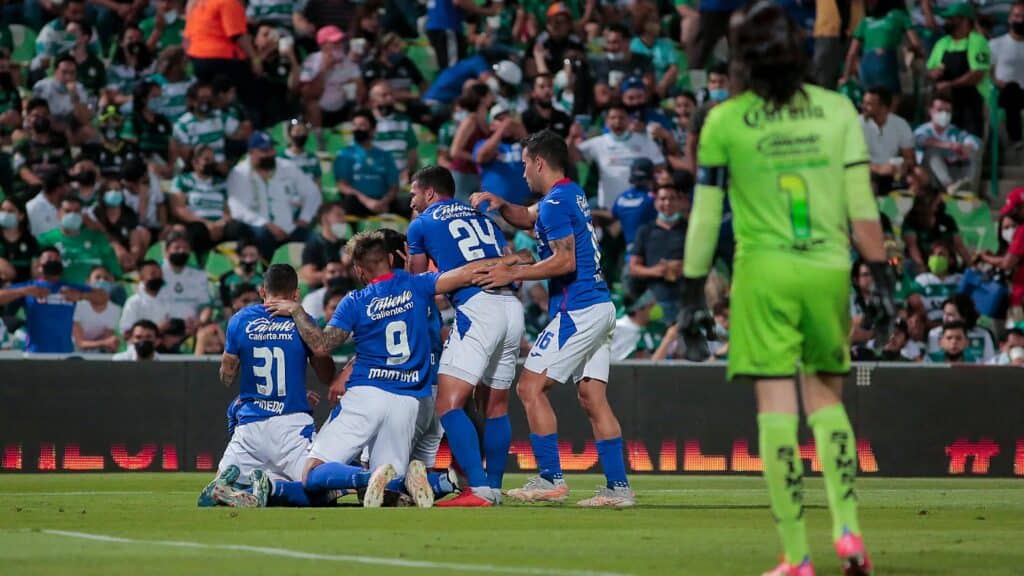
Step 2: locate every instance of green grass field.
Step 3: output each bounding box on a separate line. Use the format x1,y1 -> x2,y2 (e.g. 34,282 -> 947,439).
1,473 -> 1022,575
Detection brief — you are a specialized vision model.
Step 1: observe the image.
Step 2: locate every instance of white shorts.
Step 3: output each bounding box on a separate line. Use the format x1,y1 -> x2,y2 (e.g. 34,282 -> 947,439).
217,412 -> 314,484
439,292 -> 525,390
308,386 -> 420,477
524,301 -> 615,385
410,388 -> 443,467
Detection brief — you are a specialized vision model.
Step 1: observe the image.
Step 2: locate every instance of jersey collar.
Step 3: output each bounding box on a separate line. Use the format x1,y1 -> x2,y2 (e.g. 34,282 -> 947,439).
552,178 -> 572,188
370,272 -> 396,284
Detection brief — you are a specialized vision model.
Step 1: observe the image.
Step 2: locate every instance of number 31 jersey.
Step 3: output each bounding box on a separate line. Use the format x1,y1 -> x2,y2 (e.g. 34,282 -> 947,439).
328,269 -> 439,398
225,304 -> 313,425
407,198 -> 506,307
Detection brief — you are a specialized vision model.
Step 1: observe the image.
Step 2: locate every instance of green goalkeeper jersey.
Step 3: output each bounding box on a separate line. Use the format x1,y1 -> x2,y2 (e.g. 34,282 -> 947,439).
684,84 -> 879,277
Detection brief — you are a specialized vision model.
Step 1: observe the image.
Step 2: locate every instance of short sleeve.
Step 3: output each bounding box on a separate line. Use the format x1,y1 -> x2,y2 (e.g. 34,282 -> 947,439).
327,293 -> 358,332
696,106 -> 728,167
893,9 -> 911,31
897,119 -> 915,150
538,198 -> 574,241
927,38 -> 946,70
968,33 -> 991,71
841,100 -> 878,221
385,154 -> 399,186
169,175 -> 184,195
218,0 -> 249,39
853,19 -> 866,41
1010,226 -> 1024,257
631,225 -> 649,257
172,120 -> 188,144
299,54 -> 319,83
406,218 -> 426,256
333,151 -> 353,183
224,313 -> 242,354
412,271 -> 440,300
576,136 -> 599,162
73,301 -> 88,322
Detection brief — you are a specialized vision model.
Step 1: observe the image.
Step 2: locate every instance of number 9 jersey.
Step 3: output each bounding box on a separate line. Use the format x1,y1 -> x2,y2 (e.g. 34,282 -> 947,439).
225,304 -> 315,425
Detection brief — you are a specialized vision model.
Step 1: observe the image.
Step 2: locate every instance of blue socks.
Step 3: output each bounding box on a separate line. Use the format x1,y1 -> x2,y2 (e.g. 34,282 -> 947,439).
440,410 -> 488,488
596,437 -> 629,489
304,462 -> 370,492
384,472 -> 455,497
484,415 -> 511,489
530,432 -> 564,484
270,480 -> 312,507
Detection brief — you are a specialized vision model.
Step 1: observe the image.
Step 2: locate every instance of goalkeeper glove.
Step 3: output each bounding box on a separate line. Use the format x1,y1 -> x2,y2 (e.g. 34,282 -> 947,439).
677,276 -> 715,362
865,261 -> 899,346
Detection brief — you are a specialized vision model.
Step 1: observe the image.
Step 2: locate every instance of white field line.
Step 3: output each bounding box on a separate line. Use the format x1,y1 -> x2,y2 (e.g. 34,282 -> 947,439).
40,529 -> 632,576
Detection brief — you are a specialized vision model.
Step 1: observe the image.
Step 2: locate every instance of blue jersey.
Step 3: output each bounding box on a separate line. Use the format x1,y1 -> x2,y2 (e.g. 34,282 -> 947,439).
612,187 -> 657,247
426,0 -> 462,31
11,280 -> 92,353
423,55 -> 490,104
407,199 -> 506,307
328,270 -> 439,398
225,304 -> 313,425
473,139 -> 531,206
535,180 -> 610,317
427,299 -> 443,386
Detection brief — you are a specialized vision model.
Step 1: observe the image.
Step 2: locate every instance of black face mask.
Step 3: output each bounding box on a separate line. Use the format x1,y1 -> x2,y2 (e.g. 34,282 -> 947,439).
145,278 -> 165,293
134,339 -> 156,358
1012,21 -> 1024,35
33,116 -> 51,133
624,103 -> 643,115
292,134 -> 308,148
377,105 -> 395,117
353,129 -> 372,144
197,101 -> 212,115
535,99 -> 553,109
75,170 -> 97,187
240,260 -> 257,273
201,164 -> 218,177
256,156 -> 276,170
42,260 -> 64,277
168,252 -> 189,267
127,41 -> 145,57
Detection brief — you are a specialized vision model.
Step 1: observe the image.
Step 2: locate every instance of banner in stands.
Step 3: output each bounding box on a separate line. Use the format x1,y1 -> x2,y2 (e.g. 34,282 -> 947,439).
1,361 -> 1022,477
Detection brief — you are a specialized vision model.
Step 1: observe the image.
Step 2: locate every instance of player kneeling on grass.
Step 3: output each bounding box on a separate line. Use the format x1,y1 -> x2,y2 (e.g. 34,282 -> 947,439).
264,231 -> 522,508
678,3 -> 895,574
198,263 -> 337,508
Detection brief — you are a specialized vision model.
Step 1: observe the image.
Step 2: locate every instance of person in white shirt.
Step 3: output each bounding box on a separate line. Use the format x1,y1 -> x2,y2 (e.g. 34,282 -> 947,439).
990,2 -> 1024,147
31,55 -> 93,138
113,319 -> 162,361
573,102 -> 665,208
610,291 -> 659,361
299,26 -> 364,132
300,260 -> 348,322
25,169 -> 68,237
119,260 -> 172,336
161,231 -> 212,329
987,322 -> 1024,365
72,266 -> 122,353
121,158 -> 167,233
860,86 -> 916,194
227,131 -> 321,260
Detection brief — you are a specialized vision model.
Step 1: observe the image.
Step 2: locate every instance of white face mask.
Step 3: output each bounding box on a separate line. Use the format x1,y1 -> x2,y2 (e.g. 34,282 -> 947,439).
1003,227 -> 1017,244
163,10 -> 178,24
933,110 -> 951,128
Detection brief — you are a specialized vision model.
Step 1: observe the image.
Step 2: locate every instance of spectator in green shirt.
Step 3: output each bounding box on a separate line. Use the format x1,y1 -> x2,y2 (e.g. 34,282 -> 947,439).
927,321 -> 980,363
141,0 -> 186,55
631,16 -> 686,99
842,0 -> 922,105
38,196 -> 123,284
926,2 -> 992,138
218,241 -> 264,307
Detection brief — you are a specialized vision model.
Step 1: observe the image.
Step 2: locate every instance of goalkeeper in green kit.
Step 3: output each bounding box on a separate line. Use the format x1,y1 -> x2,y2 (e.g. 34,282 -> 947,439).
679,3 -> 896,576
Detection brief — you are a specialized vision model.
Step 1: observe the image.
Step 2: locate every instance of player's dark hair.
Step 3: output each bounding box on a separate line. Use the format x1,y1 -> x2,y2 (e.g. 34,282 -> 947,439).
263,264 -> 298,296
866,85 -> 893,107
380,228 -> 408,270
731,1 -> 807,110
346,231 -> 391,271
411,165 -> 455,198
941,320 -> 967,337
521,129 -> 571,174
131,319 -> 160,337
943,294 -> 980,330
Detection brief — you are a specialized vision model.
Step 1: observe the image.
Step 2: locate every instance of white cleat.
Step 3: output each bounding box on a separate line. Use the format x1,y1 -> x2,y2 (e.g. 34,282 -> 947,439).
404,460 -> 434,508
576,486 -> 636,508
363,464 -> 397,508
506,476 -> 569,503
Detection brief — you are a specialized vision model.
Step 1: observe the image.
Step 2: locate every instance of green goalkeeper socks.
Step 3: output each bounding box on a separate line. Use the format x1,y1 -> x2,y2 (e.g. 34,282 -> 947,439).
808,403 -> 862,541
758,412 -> 809,565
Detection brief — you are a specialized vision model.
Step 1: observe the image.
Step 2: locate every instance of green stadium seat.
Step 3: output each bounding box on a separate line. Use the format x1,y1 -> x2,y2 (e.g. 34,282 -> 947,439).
9,25 -> 37,64
357,214 -> 409,234
407,41 -> 438,83
205,250 -> 234,280
270,242 -> 305,267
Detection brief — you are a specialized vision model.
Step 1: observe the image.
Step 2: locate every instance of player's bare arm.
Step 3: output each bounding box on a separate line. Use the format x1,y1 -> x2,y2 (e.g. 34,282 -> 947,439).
309,355 -> 337,386
433,255 -> 511,294
409,252 -> 430,274
470,192 -> 538,230
220,353 -> 240,387
475,234 -> 575,289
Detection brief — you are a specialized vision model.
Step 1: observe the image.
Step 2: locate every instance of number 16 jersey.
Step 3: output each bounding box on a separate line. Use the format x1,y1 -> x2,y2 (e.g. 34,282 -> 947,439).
225,304 -> 314,425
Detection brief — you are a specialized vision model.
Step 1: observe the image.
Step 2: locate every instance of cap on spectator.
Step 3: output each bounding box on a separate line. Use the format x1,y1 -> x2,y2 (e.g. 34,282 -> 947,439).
626,290 -> 657,314
940,2 -> 974,18
488,102 -> 511,123
629,158 -> 655,185
493,60 -> 522,86
546,2 -> 571,18
248,131 -> 275,150
316,25 -> 345,46
620,76 -> 646,94
999,188 -> 1024,217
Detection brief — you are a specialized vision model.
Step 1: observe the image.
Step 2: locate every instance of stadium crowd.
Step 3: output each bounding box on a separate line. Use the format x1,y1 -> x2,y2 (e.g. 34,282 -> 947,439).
0,0 -> 1023,366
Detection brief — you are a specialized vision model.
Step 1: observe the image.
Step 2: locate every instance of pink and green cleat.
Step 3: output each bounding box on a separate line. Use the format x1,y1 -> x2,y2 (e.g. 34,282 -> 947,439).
762,558 -> 815,576
835,533 -> 873,576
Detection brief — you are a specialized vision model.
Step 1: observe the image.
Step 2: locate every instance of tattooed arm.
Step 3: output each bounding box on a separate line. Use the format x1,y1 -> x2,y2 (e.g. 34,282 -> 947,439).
220,353 -> 241,387
475,234 -> 576,289
263,299 -> 351,357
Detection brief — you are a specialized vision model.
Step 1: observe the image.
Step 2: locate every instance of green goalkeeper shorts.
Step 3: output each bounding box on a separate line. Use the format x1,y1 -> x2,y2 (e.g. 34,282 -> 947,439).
727,251 -> 852,381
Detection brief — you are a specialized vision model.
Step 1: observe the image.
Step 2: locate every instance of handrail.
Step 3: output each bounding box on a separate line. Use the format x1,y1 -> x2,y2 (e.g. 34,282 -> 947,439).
989,85 -> 1001,201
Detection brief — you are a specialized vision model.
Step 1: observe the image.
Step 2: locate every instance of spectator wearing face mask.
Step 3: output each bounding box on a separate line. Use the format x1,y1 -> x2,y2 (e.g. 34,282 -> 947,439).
170,144 -> 243,262
914,93 -> 981,193
611,158 -> 658,261
301,259 -> 349,322
119,260 -> 171,336
925,293 -> 996,362
927,320 -> 979,363
683,61 -> 729,174
25,167 -> 69,237
628,184 -> 689,321
141,0 -> 187,53
300,201 -> 350,288
279,119 -> 321,186
910,242 -> 963,324
333,110 -> 401,216
474,104 -> 532,207
369,81 -> 419,181
60,21 -> 107,99
38,195 -> 123,284
989,2 -> 1024,150
0,247 -> 108,353
590,23 -> 655,110
32,55 -> 93,141
149,46 -> 192,121
113,319 -> 161,361
670,91 -> 697,153
85,105 -> 142,178
926,2 -> 991,139
902,185 -> 973,275
124,81 -> 173,168
106,26 -> 156,106
13,100 -> 72,200
299,26 -> 364,133
121,158 -> 168,235
631,16 -> 685,99
977,188 -> 1024,318
362,33 -> 429,107
0,199 -> 40,286
988,321 -> 1024,365
161,231 -> 214,329
86,178 -> 151,274
228,132 -> 321,260
172,81 -> 240,169
72,265 -> 123,353
522,74 -> 572,137
218,241 -> 264,307
32,0 -> 101,73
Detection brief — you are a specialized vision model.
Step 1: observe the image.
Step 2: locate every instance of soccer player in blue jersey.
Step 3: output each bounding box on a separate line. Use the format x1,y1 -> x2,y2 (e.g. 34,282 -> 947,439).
199,264 -> 336,508
406,165 -> 532,507
472,129 -> 634,507
264,231 -> 519,508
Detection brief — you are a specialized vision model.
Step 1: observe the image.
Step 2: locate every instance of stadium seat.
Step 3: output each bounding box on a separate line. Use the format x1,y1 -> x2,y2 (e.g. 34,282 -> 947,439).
270,242 -> 305,267
205,250 -> 234,281
9,25 -> 37,64
357,214 -> 409,234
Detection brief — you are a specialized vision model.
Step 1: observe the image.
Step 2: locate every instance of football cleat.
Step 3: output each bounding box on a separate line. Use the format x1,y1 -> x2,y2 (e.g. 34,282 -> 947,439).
762,558 -> 816,576
198,465 -> 241,507
435,487 -> 497,507
576,486 -> 636,508
404,460 -> 434,508
446,467 -> 463,494
506,476 -> 569,503
363,464 -> 397,508
250,469 -> 271,508
211,484 -> 260,508
835,533 -> 873,576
